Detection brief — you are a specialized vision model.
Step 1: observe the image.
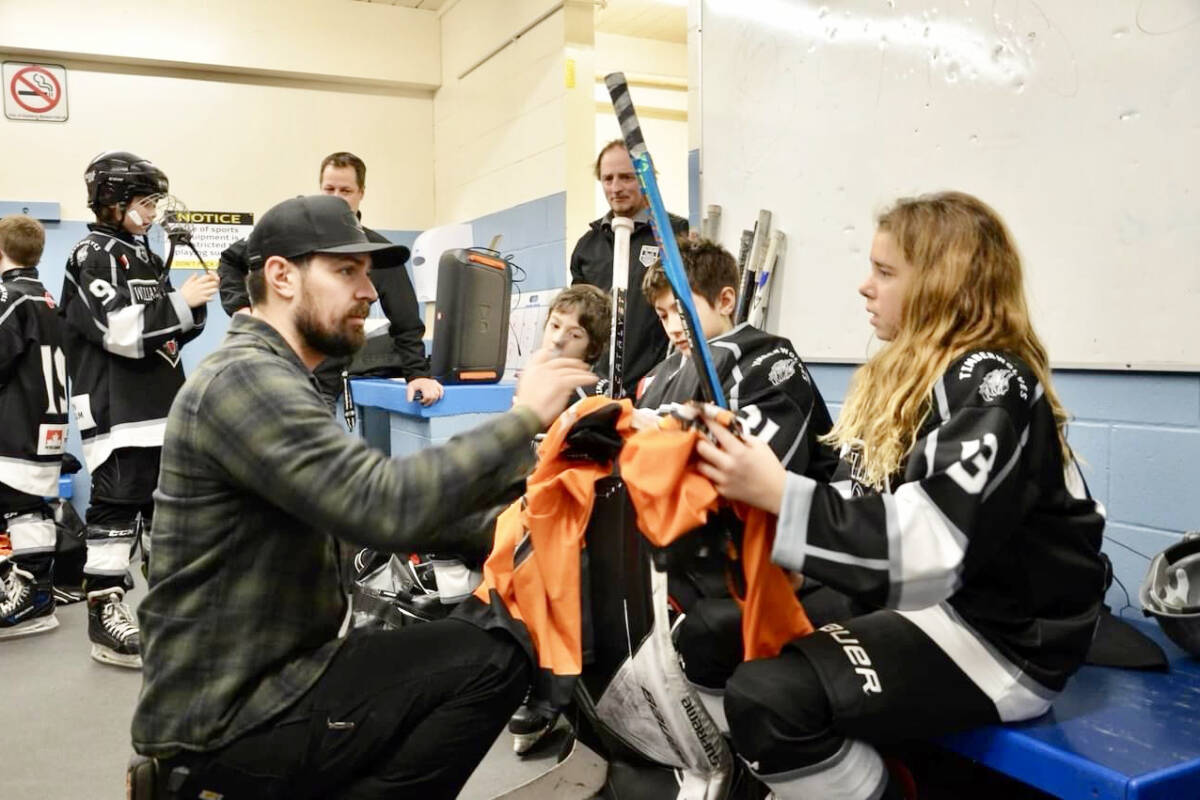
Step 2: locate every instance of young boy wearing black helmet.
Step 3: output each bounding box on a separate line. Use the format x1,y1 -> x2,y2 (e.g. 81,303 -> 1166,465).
58,151 -> 218,668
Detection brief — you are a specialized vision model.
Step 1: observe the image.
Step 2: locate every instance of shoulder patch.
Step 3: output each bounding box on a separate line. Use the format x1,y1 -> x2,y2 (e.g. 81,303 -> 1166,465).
768,357 -> 798,387
750,345 -> 810,385
978,368 -> 1016,402
956,350 -> 1029,402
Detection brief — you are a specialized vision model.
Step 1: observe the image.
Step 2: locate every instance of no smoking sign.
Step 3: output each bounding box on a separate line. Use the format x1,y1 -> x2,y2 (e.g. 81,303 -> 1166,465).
4,62 -> 68,122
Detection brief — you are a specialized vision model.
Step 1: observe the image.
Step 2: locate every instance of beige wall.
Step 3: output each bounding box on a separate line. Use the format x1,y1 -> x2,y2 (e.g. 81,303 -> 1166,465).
433,0 -> 573,225
0,0 -> 439,89
0,1 -> 439,228
593,32 -> 689,221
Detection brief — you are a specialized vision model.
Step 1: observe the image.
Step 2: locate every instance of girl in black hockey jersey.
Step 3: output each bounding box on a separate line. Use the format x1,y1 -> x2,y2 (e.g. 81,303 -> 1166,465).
59,152 -> 218,668
695,191 -> 1106,800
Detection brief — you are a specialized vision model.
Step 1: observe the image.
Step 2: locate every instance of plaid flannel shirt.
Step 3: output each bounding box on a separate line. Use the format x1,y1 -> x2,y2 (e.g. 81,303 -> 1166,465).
132,314 -> 540,756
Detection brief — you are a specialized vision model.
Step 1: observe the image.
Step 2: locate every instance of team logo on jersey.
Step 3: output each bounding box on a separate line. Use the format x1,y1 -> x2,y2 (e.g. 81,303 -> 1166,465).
767,357 -> 798,387
978,368 -> 1016,402
958,351 -> 1028,400
134,244 -> 149,262
638,244 -> 660,268
74,241 -> 99,265
128,279 -> 163,304
38,424 -> 67,456
157,338 -> 181,367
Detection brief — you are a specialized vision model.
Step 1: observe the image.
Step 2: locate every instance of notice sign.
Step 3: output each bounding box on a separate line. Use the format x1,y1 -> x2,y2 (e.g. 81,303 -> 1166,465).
163,210 -> 254,270
4,62 -> 68,122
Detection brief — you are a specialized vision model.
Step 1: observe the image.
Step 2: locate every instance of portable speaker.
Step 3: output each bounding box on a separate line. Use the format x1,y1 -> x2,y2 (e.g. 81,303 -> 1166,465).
430,248 -> 512,384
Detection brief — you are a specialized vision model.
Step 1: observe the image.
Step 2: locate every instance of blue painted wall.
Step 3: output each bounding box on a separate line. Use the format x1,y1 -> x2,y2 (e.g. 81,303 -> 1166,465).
809,363 -> 1200,613
469,192 -> 566,294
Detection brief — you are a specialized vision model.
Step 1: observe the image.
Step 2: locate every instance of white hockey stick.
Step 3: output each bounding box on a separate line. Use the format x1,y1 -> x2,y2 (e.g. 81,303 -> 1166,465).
608,216 -> 635,398
747,229 -> 785,329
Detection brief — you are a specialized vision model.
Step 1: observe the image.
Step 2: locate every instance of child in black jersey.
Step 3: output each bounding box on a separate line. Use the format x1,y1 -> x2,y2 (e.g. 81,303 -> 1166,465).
637,237 -> 838,482
696,192 -> 1105,800
0,215 -> 64,639
59,151 -> 218,667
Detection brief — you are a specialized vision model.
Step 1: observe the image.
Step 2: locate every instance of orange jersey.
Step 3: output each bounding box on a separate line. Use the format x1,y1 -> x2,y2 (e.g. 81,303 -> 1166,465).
474,396 -> 812,682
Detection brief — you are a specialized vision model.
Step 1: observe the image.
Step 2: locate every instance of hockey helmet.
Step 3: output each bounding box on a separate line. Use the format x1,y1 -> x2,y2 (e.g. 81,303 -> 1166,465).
1140,531 -> 1200,658
84,151 -> 169,210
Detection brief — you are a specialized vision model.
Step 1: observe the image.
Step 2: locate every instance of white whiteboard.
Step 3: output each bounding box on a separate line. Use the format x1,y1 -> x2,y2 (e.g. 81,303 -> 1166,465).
698,0 -> 1200,370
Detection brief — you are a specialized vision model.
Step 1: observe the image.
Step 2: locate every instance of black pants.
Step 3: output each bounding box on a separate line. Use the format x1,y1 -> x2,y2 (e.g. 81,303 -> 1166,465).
86,446 -> 159,527
724,610 -> 999,791
159,619 -> 529,800
84,447 -> 159,590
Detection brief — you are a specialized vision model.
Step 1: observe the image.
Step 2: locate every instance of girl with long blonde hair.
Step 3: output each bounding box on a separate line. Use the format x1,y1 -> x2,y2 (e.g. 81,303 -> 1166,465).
696,191 -> 1106,800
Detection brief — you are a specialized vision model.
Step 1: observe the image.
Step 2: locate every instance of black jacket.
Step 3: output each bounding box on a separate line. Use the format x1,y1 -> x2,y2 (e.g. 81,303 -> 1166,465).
569,211 -> 689,392
217,224 -> 430,399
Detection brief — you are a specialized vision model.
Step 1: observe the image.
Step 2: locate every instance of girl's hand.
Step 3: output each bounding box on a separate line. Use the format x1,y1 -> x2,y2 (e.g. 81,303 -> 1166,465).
695,421 -> 787,514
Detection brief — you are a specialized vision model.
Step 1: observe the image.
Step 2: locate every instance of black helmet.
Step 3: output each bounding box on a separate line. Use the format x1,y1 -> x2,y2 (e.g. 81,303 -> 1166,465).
1140,531 -> 1200,658
84,151 -> 169,210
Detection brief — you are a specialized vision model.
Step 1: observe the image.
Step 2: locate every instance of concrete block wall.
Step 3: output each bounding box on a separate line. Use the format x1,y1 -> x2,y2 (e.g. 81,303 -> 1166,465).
469,192 -> 567,292
809,364 -> 1200,612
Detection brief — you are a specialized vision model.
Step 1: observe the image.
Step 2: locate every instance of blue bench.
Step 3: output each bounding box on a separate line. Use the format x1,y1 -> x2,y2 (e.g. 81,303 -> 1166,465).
941,620 -> 1200,799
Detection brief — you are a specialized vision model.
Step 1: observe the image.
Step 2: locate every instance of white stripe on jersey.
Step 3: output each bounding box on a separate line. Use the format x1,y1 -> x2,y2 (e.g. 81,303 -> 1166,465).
983,423 -> 1030,502
713,337 -> 744,410
932,377 -> 950,423
773,472 -> 817,572
169,290 -> 196,332
0,292 -> 50,327
104,303 -> 147,358
778,406 -> 811,469
885,483 -> 966,609
79,419 -> 168,472
897,602 -> 1056,721
0,455 -> 60,496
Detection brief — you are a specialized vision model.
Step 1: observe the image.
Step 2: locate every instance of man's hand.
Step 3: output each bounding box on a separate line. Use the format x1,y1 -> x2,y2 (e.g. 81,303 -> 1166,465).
514,348 -> 598,428
407,377 -> 444,406
180,272 -> 220,308
696,421 -> 787,515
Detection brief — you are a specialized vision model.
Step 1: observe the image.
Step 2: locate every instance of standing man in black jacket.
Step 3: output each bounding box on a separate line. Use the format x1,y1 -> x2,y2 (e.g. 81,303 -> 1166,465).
218,152 -> 443,406
569,140 -> 689,394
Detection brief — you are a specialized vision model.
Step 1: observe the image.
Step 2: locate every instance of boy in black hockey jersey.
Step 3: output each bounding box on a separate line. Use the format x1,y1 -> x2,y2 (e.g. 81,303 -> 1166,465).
637,237 -> 838,482
696,192 -> 1105,800
59,151 -> 218,667
0,215 -> 66,639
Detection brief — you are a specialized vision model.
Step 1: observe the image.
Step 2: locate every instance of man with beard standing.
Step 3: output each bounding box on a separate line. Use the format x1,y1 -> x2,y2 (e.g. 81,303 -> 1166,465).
132,195 -> 597,799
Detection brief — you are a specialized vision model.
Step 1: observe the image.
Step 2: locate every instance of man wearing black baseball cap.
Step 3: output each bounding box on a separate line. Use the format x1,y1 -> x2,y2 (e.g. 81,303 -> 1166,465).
132,194 -> 597,798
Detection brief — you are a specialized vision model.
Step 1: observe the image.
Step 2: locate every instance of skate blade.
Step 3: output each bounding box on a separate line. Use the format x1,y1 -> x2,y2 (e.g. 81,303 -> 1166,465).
90,643 -> 142,669
0,614 -> 59,639
491,739 -> 607,799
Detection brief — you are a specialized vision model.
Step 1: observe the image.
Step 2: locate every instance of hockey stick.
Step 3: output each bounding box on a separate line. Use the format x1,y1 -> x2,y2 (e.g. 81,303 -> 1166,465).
604,72 -> 727,408
735,210 -> 772,324
747,229 -> 784,329
607,216 -> 634,398
701,203 -> 722,241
